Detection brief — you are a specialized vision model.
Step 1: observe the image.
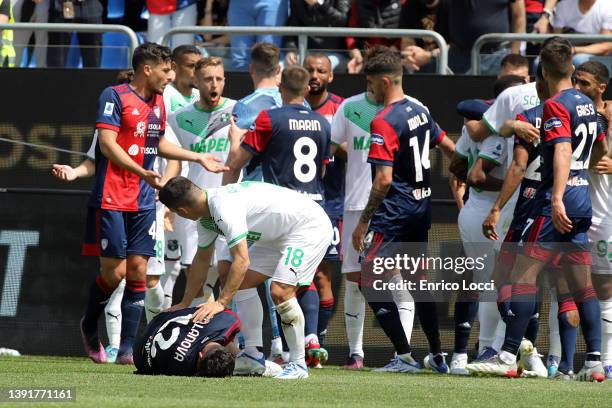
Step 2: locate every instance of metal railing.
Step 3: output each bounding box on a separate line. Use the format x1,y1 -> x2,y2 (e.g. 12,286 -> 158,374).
0,23 -> 139,67
471,33 -> 612,75
161,26 -> 450,75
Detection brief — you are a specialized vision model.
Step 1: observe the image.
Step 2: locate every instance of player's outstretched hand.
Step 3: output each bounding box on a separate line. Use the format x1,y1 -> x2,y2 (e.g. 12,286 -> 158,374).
513,121 -> 539,144
352,222 -> 368,253
52,164 -> 77,182
192,301 -> 225,323
482,209 -> 500,240
197,153 -> 229,173
594,155 -> 612,175
142,170 -> 163,189
552,199 -> 572,234
228,117 -> 247,145
166,301 -> 189,313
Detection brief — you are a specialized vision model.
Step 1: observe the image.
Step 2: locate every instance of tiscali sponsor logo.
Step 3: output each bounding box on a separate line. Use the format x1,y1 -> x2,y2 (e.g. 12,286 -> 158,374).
128,144 -> 139,156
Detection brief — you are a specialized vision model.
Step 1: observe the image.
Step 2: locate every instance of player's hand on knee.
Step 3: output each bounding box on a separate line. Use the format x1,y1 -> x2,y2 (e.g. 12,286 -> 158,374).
197,153 -> 230,173
51,164 -> 77,182
192,301 -> 225,323
482,209 -> 500,240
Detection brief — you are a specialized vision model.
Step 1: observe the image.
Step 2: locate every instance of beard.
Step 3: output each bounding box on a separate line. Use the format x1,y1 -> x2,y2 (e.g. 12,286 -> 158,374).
308,82 -> 327,96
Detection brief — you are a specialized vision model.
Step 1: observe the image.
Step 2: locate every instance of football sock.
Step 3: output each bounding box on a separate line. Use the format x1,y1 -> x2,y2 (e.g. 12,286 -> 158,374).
390,274 -> 415,344
83,275 -> 115,334
501,283 -> 537,355
202,264 -> 218,303
276,311 -> 290,352
104,279 -> 125,349
369,301 -> 411,355
344,280 -> 365,358
454,300 -> 478,354
297,283 -> 320,338
601,296 -> 612,366
558,293 -> 578,373
574,286 -> 601,356
161,261 -> 181,309
144,280 -> 164,323
118,279 -> 145,356
497,282 -> 512,322
416,292 -> 442,355
277,297 -> 306,365
548,290 -> 561,358
234,288 -> 263,351
317,297 -> 334,346
265,279 -> 281,338
478,300 -> 502,351
492,319 -> 506,352
524,301 -> 540,344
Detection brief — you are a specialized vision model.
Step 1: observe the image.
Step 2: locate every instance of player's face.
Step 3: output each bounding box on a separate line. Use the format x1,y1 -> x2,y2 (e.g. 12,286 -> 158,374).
499,65 -> 530,83
574,71 -> 605,101
366,74 -> 386,104
197,65 -> 225,108
173,53 -> 203,89
304,56 -> 333,96
146,60 -> 173,94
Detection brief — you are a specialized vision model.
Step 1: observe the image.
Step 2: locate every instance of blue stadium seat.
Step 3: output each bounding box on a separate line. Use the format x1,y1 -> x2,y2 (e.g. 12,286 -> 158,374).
107,0 -> 125,20
101,32 -> 131,68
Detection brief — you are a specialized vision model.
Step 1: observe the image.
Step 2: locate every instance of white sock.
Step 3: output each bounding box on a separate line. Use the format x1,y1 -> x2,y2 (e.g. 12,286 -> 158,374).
190,296 -> 205,307
478,301 -> 501,351
389,274 -> 415,344
202,264 -> 219,303
104,279 -> 125,349
548,290 -> 561,358
344,280 -> 365,358
234,288 -> 263,350
499,350 -> 516,364
277,297 -> 306,366
161,260 -> 181,309
601,296 -> 612,366
271,336 -> 283,355
492,319 -> 506,352
145,281 -> 165,323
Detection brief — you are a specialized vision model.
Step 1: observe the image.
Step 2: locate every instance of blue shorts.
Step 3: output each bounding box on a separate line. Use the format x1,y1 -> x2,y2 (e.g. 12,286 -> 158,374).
323,215 -> 343,262
521,215 -> 592,265
82,207 -> 157,259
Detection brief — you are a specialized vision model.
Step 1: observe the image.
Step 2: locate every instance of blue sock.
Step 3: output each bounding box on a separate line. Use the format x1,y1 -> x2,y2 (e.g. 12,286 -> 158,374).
83,275 -> 114,334
501,283 -> 537,355
416,292 -> 442,355
297,283 -> 320,338
265,279 -> 281,339
497,283 -> 512,323
317,297 -> 334,346
454,300 -> 478,354
119,280 -> 145,356
558,293 -> 578,373
368,300 -> 411,355
574,286 -> 601,357
524,301 -> 540,344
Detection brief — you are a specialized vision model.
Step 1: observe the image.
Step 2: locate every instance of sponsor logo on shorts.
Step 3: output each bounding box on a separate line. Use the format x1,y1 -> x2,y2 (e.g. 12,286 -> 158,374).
544,117 -> 563,132
103,102 -> 114,116
370,133 -> 384,145
128,144 -> 139,156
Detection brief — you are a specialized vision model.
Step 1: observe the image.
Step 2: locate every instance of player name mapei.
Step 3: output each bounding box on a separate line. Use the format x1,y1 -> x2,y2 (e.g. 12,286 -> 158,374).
373,279 -> 495,292
288,118 -> 321,131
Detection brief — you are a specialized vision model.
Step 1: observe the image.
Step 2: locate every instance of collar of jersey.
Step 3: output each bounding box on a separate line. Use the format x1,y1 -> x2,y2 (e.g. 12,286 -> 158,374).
194,97 -> 227,113
128,84 -> 153,104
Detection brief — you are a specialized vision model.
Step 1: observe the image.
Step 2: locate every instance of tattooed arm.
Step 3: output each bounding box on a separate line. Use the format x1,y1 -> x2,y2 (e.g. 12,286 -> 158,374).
352,165 -> 393,252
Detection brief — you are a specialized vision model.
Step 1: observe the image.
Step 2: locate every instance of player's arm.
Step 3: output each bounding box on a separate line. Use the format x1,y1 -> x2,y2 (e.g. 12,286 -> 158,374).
551,141 -> 573,233
158,136 -> 228,174
449,174 -> 466,210
573,29 -> 612,56
170,245 -> 215,311
52,159 -> 95,181
499,119 -> 539,143
436,134 -> 455,159
482,144 -> 529,240
223,146 -> 253,185
353,165 -> 392,252
467,157 -> 504,191
225,110 -> 271,184
330,142 -> 348,161
160,160 -> 181,186
465,119 -> 492,142
509,0 -> 526,54
468,91 -> 513,142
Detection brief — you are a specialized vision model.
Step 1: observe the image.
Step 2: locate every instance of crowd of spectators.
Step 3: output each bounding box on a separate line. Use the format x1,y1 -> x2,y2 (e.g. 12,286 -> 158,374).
0,0 -> 610,73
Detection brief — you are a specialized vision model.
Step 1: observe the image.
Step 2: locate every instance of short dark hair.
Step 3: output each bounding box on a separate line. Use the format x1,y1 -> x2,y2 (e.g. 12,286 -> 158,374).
251,42 -> 280,77
540,37 -> 573,79
536,63 -> 543,82
115,69 -> 134,84
493,75 -> 526,98
281,65 -> 310,97
363,46 -> 403,78
576,60 -> 610,85
197,347 -> 235,377
132,42 -> 172,70
500,53 -> 529,70
172,44 -> 201,62
158,176 -> 199,210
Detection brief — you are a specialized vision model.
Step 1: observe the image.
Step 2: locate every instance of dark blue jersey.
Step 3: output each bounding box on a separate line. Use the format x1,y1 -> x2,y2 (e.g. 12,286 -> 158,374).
535,89 -> 604,218
510,104 -> 543,230
367,98 -> 445,236
134,308 -> 240,376
242,104 -> 332,202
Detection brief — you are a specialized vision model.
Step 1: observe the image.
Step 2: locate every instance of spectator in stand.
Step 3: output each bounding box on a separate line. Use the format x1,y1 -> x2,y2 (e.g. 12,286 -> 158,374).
0,0 -> 14,67
227,0 -> 289,71
499,53 -> 530,82
13,0 -> 49,67
147,0 -> 198,48
552,0 -> 612,71
198,0 -> 232,66
284,0 -> 351,72
529,0 -> 558,33
398,0 -> 445,73
47,0 -> 104,68
345,0 -> 407,74
404,0 -> 527,75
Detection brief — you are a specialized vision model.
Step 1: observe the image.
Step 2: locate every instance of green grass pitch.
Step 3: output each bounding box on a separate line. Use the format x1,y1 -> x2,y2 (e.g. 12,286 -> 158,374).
0,356 -> 610,407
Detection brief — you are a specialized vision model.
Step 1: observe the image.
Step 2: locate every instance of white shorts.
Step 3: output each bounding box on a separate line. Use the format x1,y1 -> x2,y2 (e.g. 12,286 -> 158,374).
147,202 -> 166,276
341,210 -> 362,274
220,212 -> 333,286
175,215 -> 198,266
589,222 -> 612,275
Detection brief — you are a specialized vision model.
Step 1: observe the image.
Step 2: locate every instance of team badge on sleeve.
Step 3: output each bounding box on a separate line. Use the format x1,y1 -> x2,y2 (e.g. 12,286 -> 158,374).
544,117 -> 562,131
104,102 -> 114,116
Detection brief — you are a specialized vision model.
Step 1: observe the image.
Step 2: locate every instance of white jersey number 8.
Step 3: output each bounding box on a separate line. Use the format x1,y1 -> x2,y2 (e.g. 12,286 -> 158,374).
293,137 -> 318,183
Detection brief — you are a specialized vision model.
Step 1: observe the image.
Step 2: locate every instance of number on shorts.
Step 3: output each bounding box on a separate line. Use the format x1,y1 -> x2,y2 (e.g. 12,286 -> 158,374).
331,226 -> 340,246
293,137 -> 318,183
155,240 -> 163,260
520,218 -> 535,243
148,221 -> 156,239
284,246 -> 305,268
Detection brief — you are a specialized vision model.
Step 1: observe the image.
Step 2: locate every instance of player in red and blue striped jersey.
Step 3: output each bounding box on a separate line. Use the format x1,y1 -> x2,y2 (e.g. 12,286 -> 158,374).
351,47 -> 455,374
304,54 -> 345,365
467,37 -> 607,382
80,43 -> 228,366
